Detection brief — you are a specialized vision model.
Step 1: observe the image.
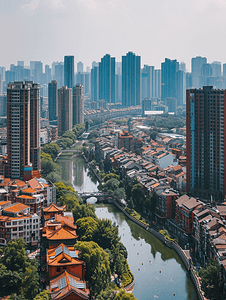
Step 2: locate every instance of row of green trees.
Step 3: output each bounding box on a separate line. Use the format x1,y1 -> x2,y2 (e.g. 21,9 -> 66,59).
57,124 -> 85,149
98,170 -> 158,221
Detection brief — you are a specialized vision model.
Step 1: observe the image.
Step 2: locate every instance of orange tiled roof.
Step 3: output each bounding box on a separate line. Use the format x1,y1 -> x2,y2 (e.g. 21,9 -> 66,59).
21,188 -> 36,193
0,178 -> 11,187
47,244 -> 82,266
8,179 -> 26,187
50,270 -> 89,300
17,194 -> 35,199
55,214 -> 75,225
43,202 -> 66,213
28,177 -> 42,190
152,182 -> 160,188
46,227 -> 78,240
0,215 -> 31,222
172,165 -> 182,171
0,201 -> 8,206
4,203 -> 29,213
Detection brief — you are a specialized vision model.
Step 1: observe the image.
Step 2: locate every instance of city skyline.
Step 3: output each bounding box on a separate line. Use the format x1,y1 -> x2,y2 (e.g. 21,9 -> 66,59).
1,0 -> 226,71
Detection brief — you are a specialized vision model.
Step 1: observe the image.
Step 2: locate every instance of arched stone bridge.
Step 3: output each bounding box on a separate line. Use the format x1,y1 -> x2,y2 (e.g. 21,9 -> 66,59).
78,192 -> 109,202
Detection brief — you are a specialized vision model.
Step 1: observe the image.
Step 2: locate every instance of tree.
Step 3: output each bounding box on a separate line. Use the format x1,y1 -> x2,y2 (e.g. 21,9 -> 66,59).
42,142 -> 60,161
94,219 -> 120,250
41,151 -> 53,162
0,239 -> 40,300
1,239 -> 28,272
88,130 -> 99,140
54,182 -> 79,204
72,203 -> 97,222
46,172 -> 61,183
33,290 -> 50,300
114,290 -> 137,300
103,173 -> 120,183
76,217 -> 98,241
102,178 -> 120,195
41,159 -> 61,178
62,130 -> 76,142
199,259 -> 224,300
9,294 -> 26,300
72,123 -> 85,137
57,137 -> 73,149
112,188 -> 126,200
74,241 -> 111,295
21,260 -> 39,300
95,285 -> 116,300
0,263 -> 23,296
58,193 -> 79,210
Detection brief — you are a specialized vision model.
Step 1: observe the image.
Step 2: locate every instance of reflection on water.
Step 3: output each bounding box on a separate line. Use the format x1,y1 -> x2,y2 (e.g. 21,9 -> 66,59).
95,204 -> 198,300
57,155 -> 99,193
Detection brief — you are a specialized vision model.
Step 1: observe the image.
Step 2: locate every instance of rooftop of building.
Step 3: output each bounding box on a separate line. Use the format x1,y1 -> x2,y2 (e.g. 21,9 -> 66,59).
49,270 -> 89,300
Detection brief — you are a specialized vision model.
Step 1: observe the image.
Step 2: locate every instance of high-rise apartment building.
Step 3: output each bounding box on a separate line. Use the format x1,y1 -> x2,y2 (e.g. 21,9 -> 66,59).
191,56 -> 207,88
186,86 -> 226,201
73,84 -> 84,125
53,62 -> 64,89
30,83 -> 41,174
64,56 -> 74,89
30,61 -> 43,84
7,81 -> 40,180
211,61 -> 221,77
77,61 -> 83,73
141,65 -> 155,100
161,58 -> 186,109
0,74 -> 2,95
91,65 -> 99,102
161,58 -> 179,104
98,54 -> 115,103
58,86 -> 72,136
154,69 -> 161,98
48,80 -> 58,121
122,51 -> 141,107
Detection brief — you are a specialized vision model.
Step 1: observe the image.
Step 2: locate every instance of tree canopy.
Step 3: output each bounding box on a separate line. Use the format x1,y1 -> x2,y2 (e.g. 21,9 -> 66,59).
74,241 -> 111,295
199,259 -> 224,300
0,239 -> 39,300
114,290 -> 137,300
76,217 -> 98,241
42,142 -> 60,161
72,203 -> 97,222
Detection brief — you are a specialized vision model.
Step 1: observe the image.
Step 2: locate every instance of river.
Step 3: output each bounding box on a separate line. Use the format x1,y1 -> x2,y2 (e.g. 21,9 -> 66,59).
57,155 -> 198,300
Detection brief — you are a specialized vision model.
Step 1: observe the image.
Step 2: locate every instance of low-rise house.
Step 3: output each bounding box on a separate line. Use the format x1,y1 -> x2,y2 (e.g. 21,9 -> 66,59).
155,189 -> 178,224
175,195 -> 203,234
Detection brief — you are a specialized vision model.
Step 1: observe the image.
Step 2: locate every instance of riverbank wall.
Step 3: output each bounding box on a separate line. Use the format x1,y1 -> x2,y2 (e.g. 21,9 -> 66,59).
112,200 -> 205,300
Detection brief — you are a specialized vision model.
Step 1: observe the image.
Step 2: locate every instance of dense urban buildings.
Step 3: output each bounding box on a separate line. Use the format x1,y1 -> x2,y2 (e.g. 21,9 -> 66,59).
186,86 -> 226,201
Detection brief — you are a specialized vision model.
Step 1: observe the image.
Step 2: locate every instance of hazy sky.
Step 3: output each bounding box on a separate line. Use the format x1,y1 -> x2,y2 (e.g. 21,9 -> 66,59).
1,0 -> 226,71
